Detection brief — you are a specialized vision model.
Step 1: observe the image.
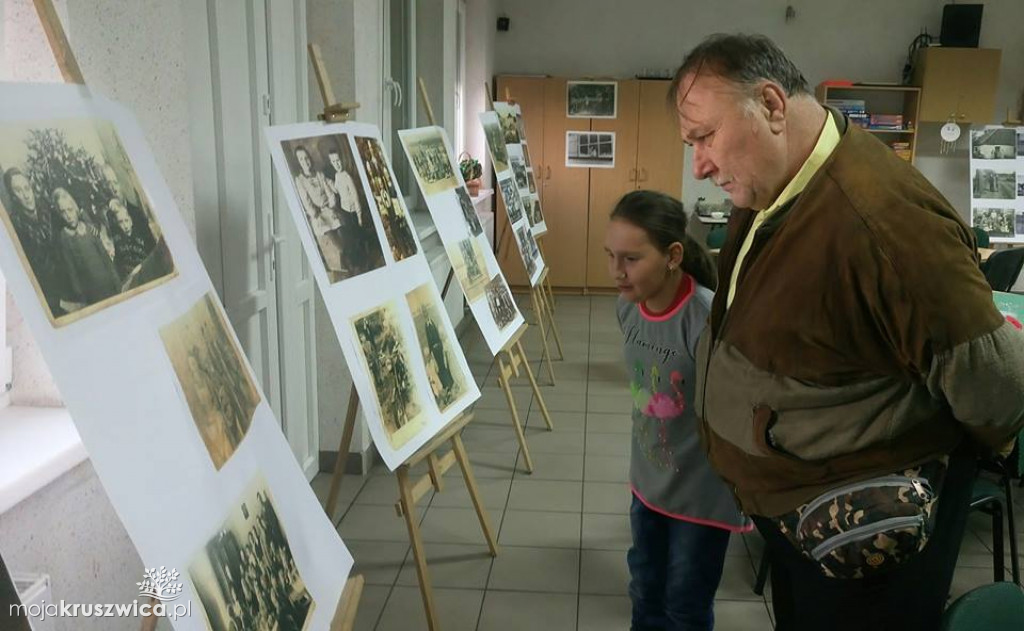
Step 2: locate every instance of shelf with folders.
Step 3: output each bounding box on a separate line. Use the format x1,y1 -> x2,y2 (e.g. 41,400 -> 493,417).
815,83 -> 921,163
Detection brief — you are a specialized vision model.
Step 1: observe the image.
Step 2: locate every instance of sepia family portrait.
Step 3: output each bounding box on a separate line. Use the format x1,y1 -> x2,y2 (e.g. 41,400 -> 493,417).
455,186 -> 484,237
189,475 -> 314,631
482,117 -> 510,173
406,283 -> 469,413
280,134 -> 386,282
355,136 -> 420,262
448,237 -> 488,302
516,224 -> 540,278
160,293 -> 260,470
494,103 -> 521,145
0,119 -> 176,326
498,177 -> 524,224
402,128 -> 458,196
485,274 -> 518,331
973,207 -> 1016,238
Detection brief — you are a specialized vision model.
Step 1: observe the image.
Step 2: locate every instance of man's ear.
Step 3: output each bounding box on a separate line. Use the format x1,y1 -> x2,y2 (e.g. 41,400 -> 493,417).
760,82 -> 787,133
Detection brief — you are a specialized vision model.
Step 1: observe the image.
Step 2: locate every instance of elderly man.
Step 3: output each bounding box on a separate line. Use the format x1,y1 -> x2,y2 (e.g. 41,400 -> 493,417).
673,34 -> 1024,630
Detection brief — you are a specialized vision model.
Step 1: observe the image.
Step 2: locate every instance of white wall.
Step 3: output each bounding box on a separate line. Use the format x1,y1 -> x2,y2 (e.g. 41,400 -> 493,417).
493,0 -> 1024,217
465,0 -> 498,189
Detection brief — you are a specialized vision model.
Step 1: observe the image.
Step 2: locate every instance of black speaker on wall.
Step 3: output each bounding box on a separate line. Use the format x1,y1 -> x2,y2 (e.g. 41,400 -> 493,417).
497,17 -> 510,32
940,4 -> 983,48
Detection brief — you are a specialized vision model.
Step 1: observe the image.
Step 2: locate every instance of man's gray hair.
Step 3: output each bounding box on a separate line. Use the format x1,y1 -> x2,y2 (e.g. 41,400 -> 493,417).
669,34 -> 811,104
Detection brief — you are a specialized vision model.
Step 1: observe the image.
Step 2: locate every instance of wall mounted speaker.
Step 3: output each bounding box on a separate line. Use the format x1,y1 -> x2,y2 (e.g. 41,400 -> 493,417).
940,4 -> 983,48
497,17 -> 510,32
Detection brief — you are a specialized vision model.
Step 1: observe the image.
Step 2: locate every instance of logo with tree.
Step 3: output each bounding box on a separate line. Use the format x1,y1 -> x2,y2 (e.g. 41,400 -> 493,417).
137,567 -> 184,602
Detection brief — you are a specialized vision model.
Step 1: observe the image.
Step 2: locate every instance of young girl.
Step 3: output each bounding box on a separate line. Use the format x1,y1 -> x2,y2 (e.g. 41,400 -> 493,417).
606,190 -> 751,631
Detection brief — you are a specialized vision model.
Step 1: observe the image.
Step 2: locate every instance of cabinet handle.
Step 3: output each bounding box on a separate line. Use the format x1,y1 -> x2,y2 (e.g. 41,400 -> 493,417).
638,167 -> 648,183
545,166 -> 551,180
628,168 -> 637,182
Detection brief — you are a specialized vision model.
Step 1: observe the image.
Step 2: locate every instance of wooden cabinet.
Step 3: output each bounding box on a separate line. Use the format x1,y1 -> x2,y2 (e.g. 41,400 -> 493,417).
495,76 -> 682,292
912,47 -> 1001,124
815,83 -> 921,163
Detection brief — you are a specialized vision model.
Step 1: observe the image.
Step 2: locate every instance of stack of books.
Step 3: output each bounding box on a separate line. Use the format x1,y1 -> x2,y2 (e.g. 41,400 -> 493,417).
889,141 -> 912,162
826,99 -> 869,128
869,114 -> 904,131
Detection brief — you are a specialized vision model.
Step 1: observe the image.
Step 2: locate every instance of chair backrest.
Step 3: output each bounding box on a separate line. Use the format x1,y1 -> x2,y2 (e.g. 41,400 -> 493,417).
941,582 -> 1024,630
706,225 -> 728,250
973,226 -> 991,249
983,248 -> 1024,292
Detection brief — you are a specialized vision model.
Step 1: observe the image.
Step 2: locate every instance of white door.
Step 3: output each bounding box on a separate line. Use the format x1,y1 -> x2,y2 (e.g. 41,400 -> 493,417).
188,0 -> 319,479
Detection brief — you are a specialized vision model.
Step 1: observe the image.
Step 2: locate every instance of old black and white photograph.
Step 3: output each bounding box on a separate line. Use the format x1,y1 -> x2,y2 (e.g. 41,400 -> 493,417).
527,171 -> 538,195
0,119 -> 177,326
160,293 -> 260,470
528,197 -> 545,226
352,302 -> 425,448
280,134 -> 387,282
567,81 -> 618,118
566,131 -> 616,168
511,155 -> 528,190
516,224 -> 539,278
522,146 -> 532,168
495,103 -> 522,145
355,136 -> 419,261
189,475 -> 314,631
401,128 -> 458,196
972,168 -> 1016,200
516,113 -> 529,145
483,118 -> 510,173
406,283 -> 469,413
1018,174 -> 1024,198
973,207 -> 1016,238
498,177 -> 524,224
485,274 -> 518,331
455,186 -> 483,237
448,237 -> 488,302
1016,211 -> 1024,236
971,128 -> 1016,160
1018,130 -> 1024,157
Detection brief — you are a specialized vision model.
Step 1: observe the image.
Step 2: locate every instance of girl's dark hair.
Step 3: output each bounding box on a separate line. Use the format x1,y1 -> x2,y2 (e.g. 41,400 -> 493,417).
611,190 -> 717,290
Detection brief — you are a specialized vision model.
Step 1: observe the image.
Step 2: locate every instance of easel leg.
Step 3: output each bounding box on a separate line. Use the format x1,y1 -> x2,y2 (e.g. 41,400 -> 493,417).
539,282 -> 564,360
330,574 -> 366,631
326,385 -> 360,520
498,354 -> 535,473
451,434 -> 500,556
532,287 -> 557,385
396,466 -> 440,631
516,341 -> 554,431
427,453 -> 445,492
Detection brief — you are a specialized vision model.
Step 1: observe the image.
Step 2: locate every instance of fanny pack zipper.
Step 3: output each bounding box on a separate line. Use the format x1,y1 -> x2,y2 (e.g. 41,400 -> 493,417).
797,475 -> 933,533
810,515 -> 926,561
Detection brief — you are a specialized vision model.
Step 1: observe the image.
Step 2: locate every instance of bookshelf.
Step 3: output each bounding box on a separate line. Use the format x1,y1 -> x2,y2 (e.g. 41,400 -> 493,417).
815,83 -> 921,164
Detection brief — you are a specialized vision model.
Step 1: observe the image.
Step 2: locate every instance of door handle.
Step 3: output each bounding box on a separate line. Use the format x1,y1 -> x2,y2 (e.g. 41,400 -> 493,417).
638,167 -> 648,183
628,168 -> 637,182
545,165 -> 551,180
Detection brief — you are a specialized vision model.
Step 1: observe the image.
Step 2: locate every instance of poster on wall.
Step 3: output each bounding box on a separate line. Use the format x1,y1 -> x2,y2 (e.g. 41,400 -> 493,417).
480,111 -> 547,287
566,131 -> 616,169
0,83 -> 352,630
398,125 -> 526,355
493,103 -> 547,236
969,125 -> 1024,243
567,80 -> 618,119
266,122 -> 480,469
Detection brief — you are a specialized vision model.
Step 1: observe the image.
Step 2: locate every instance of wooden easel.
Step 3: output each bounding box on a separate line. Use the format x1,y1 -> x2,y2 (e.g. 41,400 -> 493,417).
309,46 -> 502,630
28,3 -> 365,628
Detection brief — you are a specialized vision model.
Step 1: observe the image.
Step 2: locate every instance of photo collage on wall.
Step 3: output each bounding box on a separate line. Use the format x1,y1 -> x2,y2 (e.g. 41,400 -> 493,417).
481,108 -> 547,288
969,125 -> 1024,243
493,102 -> 547,236
267,122 -> 479,469
398,125 -> 525,355
0,83 -> 353,631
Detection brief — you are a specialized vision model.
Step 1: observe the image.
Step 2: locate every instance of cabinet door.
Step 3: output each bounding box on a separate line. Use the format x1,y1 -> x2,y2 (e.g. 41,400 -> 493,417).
637,80 -> 683,198
542,77 -> 590,289
587,80 -> 640,290
914,48 -> 1001,123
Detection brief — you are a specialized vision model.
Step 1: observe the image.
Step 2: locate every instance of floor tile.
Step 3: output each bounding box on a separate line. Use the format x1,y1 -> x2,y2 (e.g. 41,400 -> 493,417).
428,476 -> 512,512
523,429 -> 585,455
477,591 -> 578,631
586,432 -> 631,457
420,506 -> 503,546
515,451 -> 585,481
582,512 -> 632,551
461,426 -> 527,454
580,549 -> 629,595
467,450 -> 521,479
352,584 -> 390,631
375,586 -> 484,631
716,555 -> 763,602
508,479 -> 583,513
354,473 -> 427,506
583,482 -> 631,514
528,410 -> 585,432
584,455 -> 630,483
395,543 -> 495,589
713,599 -> 775,631
487,546 -> 580,593
586,412 -> 631,434
338,504 -> 426,542
344,539 -> 409,586
578,594 -> 632,631
498,509 -> 582,549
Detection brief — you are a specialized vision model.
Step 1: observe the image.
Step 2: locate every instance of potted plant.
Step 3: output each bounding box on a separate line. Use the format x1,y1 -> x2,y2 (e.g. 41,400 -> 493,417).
459,153 -> 483,195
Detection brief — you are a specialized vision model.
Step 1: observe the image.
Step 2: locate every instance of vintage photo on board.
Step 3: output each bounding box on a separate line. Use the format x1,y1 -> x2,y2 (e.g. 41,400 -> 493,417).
971,128 -> 1016,160
160,293 -> 260,470
974,207 -> 1016,238
482,118 -> 510,173
527,171 -> 537,195
485,274 -> 518,331
498,178 -> 524,224
1017,211 -> 1024,236
406,283 -> 469,413
510,155 -> 528,190
516,224 -> 539,278
0,119 -> 176,326
351,302 -> 425,449
566,131 -> 616,169
401,128 -> 458,196
455,186 -> 484,237
189,475 -> 315,631
528,197 -> 545,226
279,134 -> 387,282
355,136 -> 419,261
567,81 -> 618,118
973,168 -> 1016,200
1018,130 -> 1024,157
448,237 -> 489,302
495,104 -> 522,145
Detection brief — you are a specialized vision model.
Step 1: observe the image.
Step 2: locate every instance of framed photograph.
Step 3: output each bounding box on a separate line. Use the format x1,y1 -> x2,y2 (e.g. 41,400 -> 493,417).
447,237 -> 488,302
160,293 -> 260,470
406,283 -> 470,413
973,207 -> 1016,238
484,274 -> 518,331
972,168 -> 1016,200
0,119 -> 177,327
566,131 -> 616,169
971,128 -> 1016,160
498,177 -> 524,224
351,302 -> 427,449
354,136 -> 420,261
510,155 -> 528,190
482,118 -> 510,174
494,103 -> 522,145
567,81 -> 618,119
278,134 -> 388,280
189,474 -> 315,631
455,186 -> 483,237
399,127 -> 458,196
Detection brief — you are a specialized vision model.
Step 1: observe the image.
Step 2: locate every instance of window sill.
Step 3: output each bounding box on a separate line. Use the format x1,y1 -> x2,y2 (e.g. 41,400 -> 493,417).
0,406 -> 86,515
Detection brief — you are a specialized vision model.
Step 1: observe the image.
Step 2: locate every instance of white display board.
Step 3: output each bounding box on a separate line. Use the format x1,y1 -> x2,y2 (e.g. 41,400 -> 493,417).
480,109 -> 547,287
0,83 -> 351,630
969,125 -> 1024,244
265,121 -> 479,470
397,126 -> 525,355
493,102 -> 547,236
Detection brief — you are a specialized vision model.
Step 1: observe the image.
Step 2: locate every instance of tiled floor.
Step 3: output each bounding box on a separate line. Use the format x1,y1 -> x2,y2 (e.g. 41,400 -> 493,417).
310,295 -> 1024,630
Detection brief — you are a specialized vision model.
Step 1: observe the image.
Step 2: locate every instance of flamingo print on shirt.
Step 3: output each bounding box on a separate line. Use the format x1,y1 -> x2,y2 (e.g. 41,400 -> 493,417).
630,360 -> 686,471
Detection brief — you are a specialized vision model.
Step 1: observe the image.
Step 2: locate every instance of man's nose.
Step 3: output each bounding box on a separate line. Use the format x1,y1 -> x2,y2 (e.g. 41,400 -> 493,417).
692,146 -> 715,180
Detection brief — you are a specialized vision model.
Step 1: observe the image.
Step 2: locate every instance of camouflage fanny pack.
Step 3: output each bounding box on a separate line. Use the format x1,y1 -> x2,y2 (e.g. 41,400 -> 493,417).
775,457 -> 949,579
